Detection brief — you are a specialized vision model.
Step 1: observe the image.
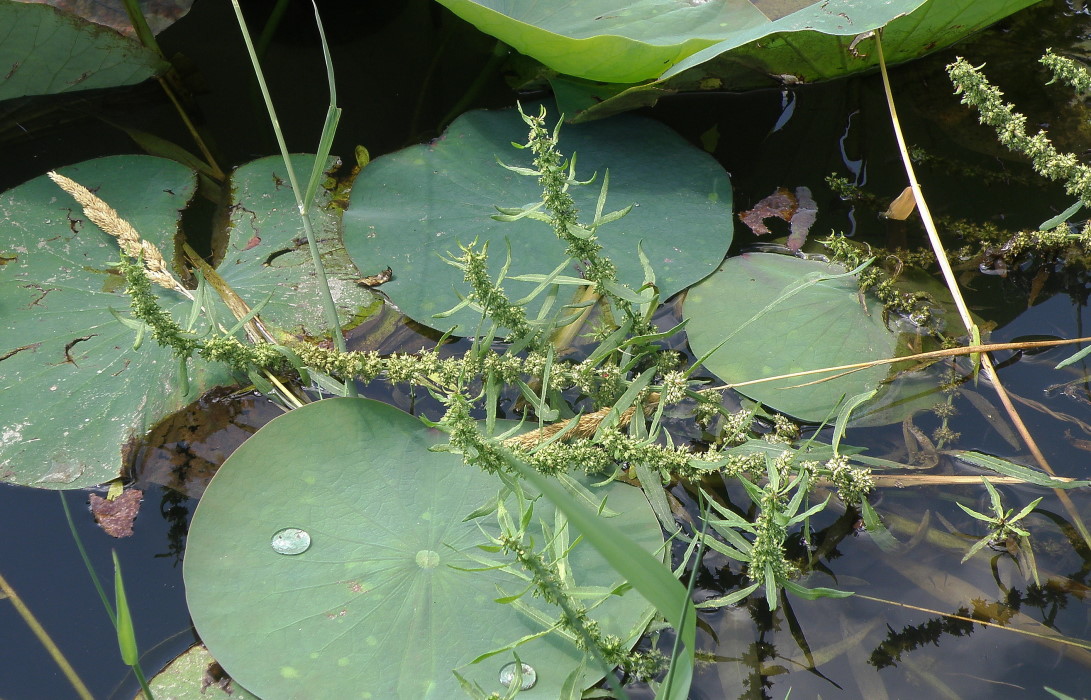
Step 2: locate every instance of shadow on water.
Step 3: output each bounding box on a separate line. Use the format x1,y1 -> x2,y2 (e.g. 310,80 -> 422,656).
4,0 -> 1091,698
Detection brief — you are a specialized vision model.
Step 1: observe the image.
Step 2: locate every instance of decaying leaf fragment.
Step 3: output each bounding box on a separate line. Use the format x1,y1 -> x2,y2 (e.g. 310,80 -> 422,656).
89,488 -> 142,538
883,186 -> 918,220
355,267 -> 393,287
739,186 -> 817,251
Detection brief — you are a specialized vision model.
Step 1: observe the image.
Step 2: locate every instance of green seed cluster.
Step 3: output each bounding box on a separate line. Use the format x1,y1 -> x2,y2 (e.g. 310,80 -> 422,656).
498,533 -> 665,680
948,57 -> 1091,205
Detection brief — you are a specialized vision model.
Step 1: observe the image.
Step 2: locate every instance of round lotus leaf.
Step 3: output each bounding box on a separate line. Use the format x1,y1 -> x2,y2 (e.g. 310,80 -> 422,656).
435,0 -> 1039,122
216,155 -> 380,340
0,156 -> 234,489
342,102 -> 732,335
0,2 -> 167,101
0,152 -> 383,489
185,397 -> 662,698
683,253 -> 898,422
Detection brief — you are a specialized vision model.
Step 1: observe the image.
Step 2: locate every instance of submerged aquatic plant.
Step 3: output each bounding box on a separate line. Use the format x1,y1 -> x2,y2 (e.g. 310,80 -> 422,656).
13,4 -> 1091,696
957,477 -> 1042,585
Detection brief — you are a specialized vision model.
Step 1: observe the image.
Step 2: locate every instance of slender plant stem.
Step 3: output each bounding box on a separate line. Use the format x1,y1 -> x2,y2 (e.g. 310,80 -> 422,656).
60,492 -> 116,625
549,286 -> 600,354
120,0 -> 226,181
120,0 -> 162,58
873,30 -> 1091,549
855,593 -> 1091,650
255,0 -> 292,60
135,667 -> 155,699
707,335 -> 1091,390
156,77 -> 226,181
229,0 -> 355,397
0,570 -> 94,700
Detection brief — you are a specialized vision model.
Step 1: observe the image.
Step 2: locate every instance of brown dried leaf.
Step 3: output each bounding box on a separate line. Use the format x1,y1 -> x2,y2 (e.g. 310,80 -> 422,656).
739,187 -> 796,236
883,186 -> 918,220
90,489 -> 143,538
740,186 -> 819,251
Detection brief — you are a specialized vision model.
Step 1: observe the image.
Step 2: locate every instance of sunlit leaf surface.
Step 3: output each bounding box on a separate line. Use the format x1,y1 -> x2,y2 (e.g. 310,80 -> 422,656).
684,252 -> 898,422
0,1 -> 167,100
185,398 -> 662,698
343,102 -> 732,335
435,0 -> 1039,120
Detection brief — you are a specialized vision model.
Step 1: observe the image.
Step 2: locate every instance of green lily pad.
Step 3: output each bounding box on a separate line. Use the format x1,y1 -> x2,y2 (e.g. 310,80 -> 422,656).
436,0 -> 1039,121
0,156 -> 234,489
42,0 -> 195,37
342,103 -> 732,335
0,153 -> 376,489
216,155 -> 379,340
0,0 -> 168,101
141,644 -> 259,700
184,397 -> 662,698
683,253 -> 898,422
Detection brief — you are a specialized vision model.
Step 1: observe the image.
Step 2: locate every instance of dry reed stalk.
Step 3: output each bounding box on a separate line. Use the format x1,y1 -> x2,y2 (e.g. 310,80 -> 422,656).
504,405 -> 638,450
873,32 -> 1091,549
47,171 -> 192,299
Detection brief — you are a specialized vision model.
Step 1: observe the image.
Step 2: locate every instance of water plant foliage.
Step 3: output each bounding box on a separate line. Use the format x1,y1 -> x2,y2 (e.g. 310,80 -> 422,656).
0,154 -> 375,489
0,157 -> 232,488
343,102 -> 732,335
437,0 -> 1042,120
4,1 -> 1091,697
683,253 -> 899,422
185,398 -> 663,698
0,0 -> 168,100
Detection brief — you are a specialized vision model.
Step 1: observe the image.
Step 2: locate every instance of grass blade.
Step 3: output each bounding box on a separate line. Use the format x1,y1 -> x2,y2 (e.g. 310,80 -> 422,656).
112,552 -> 138,666
502,449 -> 696,699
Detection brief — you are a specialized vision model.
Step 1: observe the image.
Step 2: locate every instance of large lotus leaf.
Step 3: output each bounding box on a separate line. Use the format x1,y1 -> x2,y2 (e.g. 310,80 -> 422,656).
216,155 -> 379,340
0,0 -> 168,101
436,0 -> 769,84
185,397 -> 662,698
0,153 -> 377,489
342,103 -> 732,335
0,156 -> 234,488
683,253 -> 899,422
437,0 -> 1038,121
24,0 -> 195,37
659,0 -> 1042,84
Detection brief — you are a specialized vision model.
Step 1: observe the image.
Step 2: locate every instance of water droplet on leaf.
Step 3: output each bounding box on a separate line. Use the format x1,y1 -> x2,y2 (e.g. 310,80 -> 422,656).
498,662 -> 537,690
271,527 -> 311,555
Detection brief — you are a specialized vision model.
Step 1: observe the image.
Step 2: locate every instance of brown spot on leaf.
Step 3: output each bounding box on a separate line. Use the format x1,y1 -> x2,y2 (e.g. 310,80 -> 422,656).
63,335 -> 96,366
90,489 -> 143,538
0,343 -> 40,362
21,283 -> 58,307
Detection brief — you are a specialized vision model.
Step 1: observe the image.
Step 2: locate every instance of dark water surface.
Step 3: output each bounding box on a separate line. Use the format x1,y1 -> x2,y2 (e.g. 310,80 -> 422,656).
4,0 -> 1091,698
